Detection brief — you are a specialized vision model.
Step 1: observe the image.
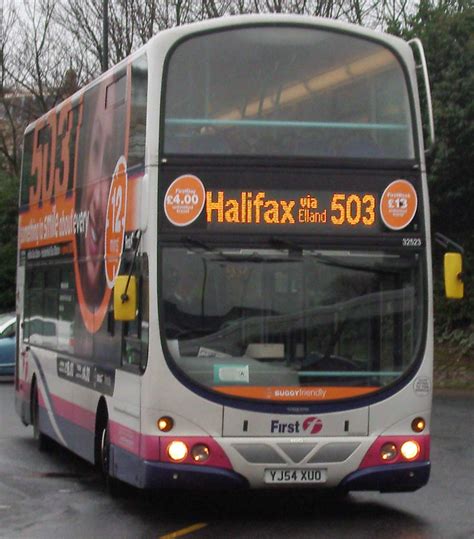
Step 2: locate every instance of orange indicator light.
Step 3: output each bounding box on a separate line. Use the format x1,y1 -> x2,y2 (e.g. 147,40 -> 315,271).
157,416 -> 174,432
411,417 -> 426,433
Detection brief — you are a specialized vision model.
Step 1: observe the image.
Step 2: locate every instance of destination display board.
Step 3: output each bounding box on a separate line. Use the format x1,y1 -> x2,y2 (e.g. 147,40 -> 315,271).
160,168 -> 422,237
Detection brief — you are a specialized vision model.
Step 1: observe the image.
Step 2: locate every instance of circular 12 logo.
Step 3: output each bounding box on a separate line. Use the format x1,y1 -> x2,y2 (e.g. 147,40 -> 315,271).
105,156 -> 128,288
164,174 -> 206,227
380,179 -> 418,230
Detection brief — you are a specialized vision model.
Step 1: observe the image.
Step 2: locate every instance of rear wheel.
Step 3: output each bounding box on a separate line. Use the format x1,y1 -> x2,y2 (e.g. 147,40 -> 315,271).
31,382 -> 52,452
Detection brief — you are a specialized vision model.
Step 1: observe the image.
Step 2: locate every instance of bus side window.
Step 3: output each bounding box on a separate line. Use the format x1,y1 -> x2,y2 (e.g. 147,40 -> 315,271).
128,54 -> 148,170
23,268 -> 32,342
23,264 -> 62,349
24,266 -> 45,346
43,266 -> 59,349
122,254 -> 149,372
106,76 -> 126,109
20,131 -> 34,207
58,266 -> 75,353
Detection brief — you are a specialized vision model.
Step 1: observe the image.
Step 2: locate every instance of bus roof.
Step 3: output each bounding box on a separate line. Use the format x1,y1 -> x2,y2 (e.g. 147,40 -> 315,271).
23,14 -> 412,136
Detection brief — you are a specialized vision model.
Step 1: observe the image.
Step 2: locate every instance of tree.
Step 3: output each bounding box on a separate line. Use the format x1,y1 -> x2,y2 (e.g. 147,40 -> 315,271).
0,165 -> 17,309
390,0 -> 474,336
1,0 -> 470,330
1,1 -> 86,177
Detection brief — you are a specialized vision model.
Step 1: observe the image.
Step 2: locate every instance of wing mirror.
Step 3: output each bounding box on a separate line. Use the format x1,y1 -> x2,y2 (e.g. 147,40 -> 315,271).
114,275 -> 137,321
435,233 -> 464,299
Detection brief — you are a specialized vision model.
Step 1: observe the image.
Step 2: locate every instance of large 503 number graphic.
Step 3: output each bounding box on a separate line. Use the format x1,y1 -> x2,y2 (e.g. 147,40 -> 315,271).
28,101 -> 82,206
330,193 -> 376,226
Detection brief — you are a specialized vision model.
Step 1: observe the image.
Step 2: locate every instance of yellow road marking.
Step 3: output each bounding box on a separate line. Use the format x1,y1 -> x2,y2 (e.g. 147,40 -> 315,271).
159,522 -> 208,539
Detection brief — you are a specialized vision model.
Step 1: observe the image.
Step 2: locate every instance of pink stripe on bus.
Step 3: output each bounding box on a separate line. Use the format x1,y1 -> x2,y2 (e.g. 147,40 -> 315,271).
359,434 -> 430,468
159,436 -> 233,470
140,433 -> 161,460
109,420 -> 141,455
27,389 -> 234,470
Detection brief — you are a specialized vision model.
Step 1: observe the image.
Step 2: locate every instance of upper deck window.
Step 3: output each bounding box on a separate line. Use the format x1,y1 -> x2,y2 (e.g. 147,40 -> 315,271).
164,26 -> 414,160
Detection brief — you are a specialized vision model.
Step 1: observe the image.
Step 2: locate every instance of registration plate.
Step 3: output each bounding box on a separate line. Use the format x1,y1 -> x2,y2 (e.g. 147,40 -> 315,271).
264,468 -> 327,484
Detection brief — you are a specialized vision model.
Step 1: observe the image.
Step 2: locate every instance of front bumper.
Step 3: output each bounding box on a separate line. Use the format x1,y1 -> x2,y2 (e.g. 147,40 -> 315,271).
339,461 -> 431,492
142,460 -> 249,489
112,444 -> 249,489
112,443 -> 429,492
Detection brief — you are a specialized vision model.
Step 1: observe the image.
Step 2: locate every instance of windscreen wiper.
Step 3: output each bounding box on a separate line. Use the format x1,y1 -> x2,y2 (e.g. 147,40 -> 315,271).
309,251 -> 418,274
181,241 -> 267,263
182,236 -> 212,251
269,236 -> 302,254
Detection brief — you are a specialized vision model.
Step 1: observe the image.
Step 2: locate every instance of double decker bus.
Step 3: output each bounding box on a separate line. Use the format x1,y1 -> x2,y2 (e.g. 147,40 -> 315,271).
16,15 -> 446,493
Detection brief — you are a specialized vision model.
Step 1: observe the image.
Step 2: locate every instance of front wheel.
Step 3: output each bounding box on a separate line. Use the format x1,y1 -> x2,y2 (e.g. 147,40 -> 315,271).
99,421 -> 125,496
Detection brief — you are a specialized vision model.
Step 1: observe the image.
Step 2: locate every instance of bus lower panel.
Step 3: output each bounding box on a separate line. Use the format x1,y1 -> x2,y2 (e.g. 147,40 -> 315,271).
339,462 -> 430,493
111,444 -> 249,490
37,403 -> 95,464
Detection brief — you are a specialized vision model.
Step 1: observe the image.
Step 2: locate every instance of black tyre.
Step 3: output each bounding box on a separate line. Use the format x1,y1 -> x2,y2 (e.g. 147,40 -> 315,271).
31,383 -> 52,452
99,419 -> 125,497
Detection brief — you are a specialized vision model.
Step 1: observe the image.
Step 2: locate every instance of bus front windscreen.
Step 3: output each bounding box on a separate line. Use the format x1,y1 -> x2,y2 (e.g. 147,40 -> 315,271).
161,246 -> 424,402
164,26 -> 414,160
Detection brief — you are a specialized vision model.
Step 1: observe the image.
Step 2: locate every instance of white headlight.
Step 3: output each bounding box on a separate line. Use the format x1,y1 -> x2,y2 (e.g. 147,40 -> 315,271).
167,441 -> 188,461
401,440 -> 420,460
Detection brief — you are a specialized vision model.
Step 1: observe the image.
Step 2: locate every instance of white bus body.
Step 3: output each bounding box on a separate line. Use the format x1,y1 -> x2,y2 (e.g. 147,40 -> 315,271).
16,15 -> 433,492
